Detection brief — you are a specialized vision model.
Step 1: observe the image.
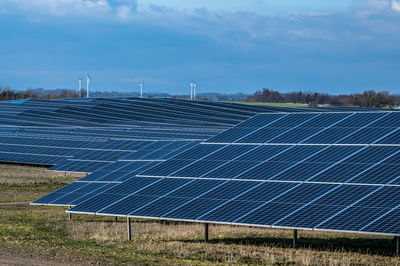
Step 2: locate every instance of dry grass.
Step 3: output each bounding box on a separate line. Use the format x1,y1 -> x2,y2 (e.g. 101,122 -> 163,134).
64,217 -> 400,265
1,163 -> 400,265
0,164 -> 84,203
0,164 -> 83,184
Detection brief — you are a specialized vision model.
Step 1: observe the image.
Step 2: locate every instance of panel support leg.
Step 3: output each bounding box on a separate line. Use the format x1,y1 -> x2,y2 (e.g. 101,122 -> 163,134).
68,206 -> 71,220
293,229 -> 298,248
204,223 -> 209,243
396,236 -> 400,256
64,172 -> 67,178
127,217 -> 131,241
115,216 -> 118,223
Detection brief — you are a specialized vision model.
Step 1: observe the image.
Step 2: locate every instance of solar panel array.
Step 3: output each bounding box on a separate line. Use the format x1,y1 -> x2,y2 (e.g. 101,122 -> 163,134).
33,140 -> 200,206
67,112 -> 400,236
27,97 -> 344,206
0,97 -> 395,238
31,104 -> 389,207
2,97 -> 281,168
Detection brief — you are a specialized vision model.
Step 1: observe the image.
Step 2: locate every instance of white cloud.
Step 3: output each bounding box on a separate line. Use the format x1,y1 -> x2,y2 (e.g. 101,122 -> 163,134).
117,5 -> 134,20
0,0 -> 141,21
1,0 -> 400,45
392,0 -> 400,11
351,0 -> 400,16
0,0 -> 111,18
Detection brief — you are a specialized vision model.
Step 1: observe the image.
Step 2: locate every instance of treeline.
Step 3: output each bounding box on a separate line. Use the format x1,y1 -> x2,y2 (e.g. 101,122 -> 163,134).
246,89 -> 400,108
0,86 -> 175,101
0,87 -> 79,101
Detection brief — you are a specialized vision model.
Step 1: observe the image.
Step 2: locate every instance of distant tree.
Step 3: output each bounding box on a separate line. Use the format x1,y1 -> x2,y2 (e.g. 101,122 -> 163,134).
245,88 -> 399,108
0,87 -> 79,101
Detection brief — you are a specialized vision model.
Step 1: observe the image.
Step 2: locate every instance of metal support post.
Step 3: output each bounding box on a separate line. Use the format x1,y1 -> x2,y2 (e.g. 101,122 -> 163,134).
396,236 -> 400,256
204,223 -> 209,243
68,206 -> 71,220
64,172 -> 67,178
127,217 -> 131,241
115,216 -> 118,222
293,229 -> 298,248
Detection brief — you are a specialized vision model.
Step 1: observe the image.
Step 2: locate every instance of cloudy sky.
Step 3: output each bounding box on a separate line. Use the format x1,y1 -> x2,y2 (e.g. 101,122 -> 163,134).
0,0 -> 400,95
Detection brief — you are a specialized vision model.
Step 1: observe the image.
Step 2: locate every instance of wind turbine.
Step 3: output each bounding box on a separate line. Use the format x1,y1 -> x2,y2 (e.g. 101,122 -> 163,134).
139,81 -> 144,98
190,82 -> 194,100
193,82 -> 197,100
78,78 -> 82,98
86,73 -> 92,98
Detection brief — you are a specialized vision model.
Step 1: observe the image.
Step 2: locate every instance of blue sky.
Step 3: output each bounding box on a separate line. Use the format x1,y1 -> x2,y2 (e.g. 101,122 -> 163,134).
0,0 -> 400,95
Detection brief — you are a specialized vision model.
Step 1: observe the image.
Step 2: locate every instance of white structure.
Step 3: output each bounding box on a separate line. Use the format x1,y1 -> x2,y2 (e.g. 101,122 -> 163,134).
190,82 -> 194,100
140,81 -> 144,98
86,74 -> 92,98
193,82 -> 197,100
78,79 -> 82,98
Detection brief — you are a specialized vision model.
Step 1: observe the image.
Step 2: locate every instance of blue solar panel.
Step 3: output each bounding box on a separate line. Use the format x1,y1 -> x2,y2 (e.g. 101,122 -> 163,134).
32,182 -> 88,205
67,176 -> 400,237
18,101 -> 400,238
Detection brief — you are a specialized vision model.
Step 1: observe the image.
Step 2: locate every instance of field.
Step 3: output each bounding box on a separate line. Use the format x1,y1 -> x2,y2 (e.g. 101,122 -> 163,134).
227,102 -> 310,107
1,164 -> 400,265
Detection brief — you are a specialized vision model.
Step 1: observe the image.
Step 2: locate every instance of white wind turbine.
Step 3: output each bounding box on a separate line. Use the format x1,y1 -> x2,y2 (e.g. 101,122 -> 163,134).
78,78 -> 82,98
140,81 -> 144,98
86,73 -> 92,98
193,82 -> 197,100
190,82 -> 194,100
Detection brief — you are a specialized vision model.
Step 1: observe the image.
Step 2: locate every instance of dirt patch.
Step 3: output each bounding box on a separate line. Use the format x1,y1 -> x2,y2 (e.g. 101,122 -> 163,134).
0,255 -> 72,266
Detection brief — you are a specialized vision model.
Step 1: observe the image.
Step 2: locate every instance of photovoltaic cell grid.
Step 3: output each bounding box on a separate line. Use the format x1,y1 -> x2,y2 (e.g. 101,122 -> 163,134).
68,112 -> 400,236
68,176 -> 400,235
1,97 -> 386,130
0,136 -> 154,167
1,97 -> 312,167
32,140 -> 200,206
27,96 -> 311,207
25,97 -> 336,203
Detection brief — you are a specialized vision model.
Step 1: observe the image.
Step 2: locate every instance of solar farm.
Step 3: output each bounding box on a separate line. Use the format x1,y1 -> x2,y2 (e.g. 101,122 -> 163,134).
2,97 -> 400,264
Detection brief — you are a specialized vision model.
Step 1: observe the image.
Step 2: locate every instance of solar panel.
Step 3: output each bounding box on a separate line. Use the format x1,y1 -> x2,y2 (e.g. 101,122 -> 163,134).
64,111 -> 400,237
32,140 -> 199,206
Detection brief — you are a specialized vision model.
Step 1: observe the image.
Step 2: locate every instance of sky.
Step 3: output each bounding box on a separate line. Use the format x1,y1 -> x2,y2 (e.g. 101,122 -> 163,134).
0,0 -> 400,95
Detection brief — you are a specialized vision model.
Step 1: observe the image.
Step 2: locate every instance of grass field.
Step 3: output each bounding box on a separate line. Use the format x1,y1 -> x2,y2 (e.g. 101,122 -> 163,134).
1,164 -> 400,265
227,102 -> 310,107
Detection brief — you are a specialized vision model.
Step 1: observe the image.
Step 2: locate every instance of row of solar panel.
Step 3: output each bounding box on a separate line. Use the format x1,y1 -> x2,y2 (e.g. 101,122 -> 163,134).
139,144 -> 400,185
0,131 -> 202,168
48,141 -> 199,172
0,152 -> 66,165
0,143 -> 136,158
2,97 -> 385,130
0,136 -> 104,148
32,182 -> 119,206
49,160 -> 113,173
33,141 -> 203,204
10,126 -> 218,141
11,97 -> 265,128
0,134 -> 155,151
66,177 -> 400,235
79,161 -> 162,182
33,161 -> 163,205
207,112 -> 400,144
0,138 -> 150,166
